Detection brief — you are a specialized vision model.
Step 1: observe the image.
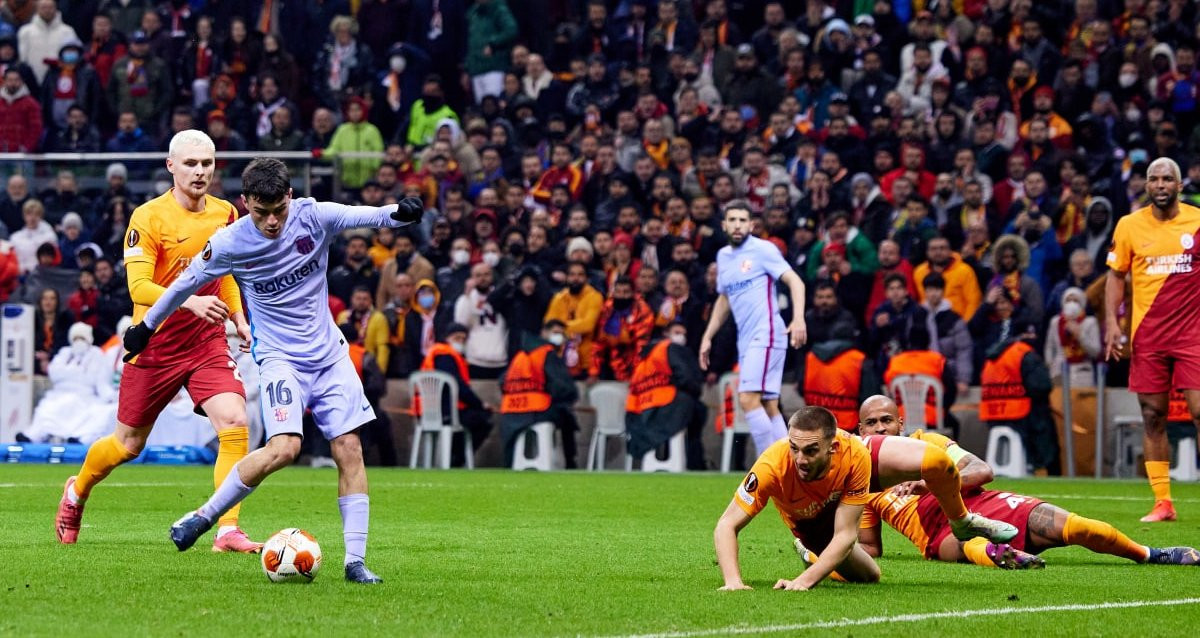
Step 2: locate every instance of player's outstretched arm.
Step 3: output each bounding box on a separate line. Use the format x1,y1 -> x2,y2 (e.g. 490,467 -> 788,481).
779,269 -> 807,347
714,500 -> 755,590
779,502 -> 864,591
124,240 -> 231,360
699,294 -> 730,371
316,196 -> 425,233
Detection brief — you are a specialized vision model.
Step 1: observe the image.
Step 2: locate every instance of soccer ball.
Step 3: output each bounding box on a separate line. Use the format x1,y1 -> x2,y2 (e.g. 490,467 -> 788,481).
261,528 -> 322,583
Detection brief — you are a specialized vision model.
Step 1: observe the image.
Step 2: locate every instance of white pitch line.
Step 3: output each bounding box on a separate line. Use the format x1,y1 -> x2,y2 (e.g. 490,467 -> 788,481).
0,481 -> 447,489
1033,493 -> 1200,504
609,597 -> 1200,638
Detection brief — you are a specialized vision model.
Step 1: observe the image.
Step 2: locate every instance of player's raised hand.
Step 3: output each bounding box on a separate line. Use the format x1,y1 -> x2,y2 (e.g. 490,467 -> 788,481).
391,197 -> 424,224
698,337 -> 712,371
122,323 -> 153,362
788,318 -> 807,348
181,295 -> 229,324
889,480 -> 927,499
235,320 -> 252,353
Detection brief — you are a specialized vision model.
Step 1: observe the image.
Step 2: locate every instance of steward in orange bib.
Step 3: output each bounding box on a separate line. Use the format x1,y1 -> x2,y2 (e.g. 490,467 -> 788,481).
795,322 -> 879,432
499,319 -> 581,467
883,326 -> 959,435
980,322 -> 1058,474
625,321 -> 707,469
417,322 -> 494,466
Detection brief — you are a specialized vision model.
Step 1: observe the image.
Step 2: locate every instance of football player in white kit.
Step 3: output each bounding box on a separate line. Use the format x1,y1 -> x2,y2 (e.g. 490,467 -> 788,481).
124,158 -> 423,584
699,201 -> 808,455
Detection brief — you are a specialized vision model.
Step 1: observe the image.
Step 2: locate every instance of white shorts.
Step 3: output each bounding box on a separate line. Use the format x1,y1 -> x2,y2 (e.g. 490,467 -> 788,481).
738,346 -> 785,400
258,355 -> 376,441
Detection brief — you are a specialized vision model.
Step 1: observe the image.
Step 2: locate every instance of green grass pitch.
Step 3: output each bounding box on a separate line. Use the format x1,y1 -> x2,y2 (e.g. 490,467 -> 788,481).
2,465 -> 1199,637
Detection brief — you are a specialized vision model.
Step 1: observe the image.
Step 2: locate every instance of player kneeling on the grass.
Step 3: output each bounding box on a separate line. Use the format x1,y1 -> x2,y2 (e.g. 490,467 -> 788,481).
714,406 -> 880,591
123,158 -> 425,584
800,395 -> 1200,569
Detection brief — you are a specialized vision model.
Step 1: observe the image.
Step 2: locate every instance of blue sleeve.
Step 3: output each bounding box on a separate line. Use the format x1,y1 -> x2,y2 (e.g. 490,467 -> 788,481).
312,201 -> 412,234
143,233 -> 232,329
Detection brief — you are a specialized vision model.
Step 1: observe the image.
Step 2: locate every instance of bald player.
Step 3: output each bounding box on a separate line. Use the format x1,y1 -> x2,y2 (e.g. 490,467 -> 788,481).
799,396 -> 1200,569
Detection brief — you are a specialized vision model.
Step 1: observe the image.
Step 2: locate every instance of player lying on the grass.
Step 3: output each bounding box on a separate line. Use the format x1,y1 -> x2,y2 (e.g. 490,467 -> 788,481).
123,158 -> 424,584
56,129 -> 260,553
799,395 -> 1200,570
713,406 -> 1019,591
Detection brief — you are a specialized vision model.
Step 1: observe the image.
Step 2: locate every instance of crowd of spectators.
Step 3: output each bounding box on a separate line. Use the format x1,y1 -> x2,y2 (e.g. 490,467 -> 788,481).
2,0 -> 1198,468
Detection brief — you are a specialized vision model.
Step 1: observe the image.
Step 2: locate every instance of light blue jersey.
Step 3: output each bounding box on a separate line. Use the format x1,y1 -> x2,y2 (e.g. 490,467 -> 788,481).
716,235 -> 791,352
143,198 -> 408,371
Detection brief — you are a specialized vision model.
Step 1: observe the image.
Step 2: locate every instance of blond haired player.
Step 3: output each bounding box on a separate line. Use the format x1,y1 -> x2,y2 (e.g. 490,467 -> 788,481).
798,396 -> 1200,570
55,130 -> 261,553
1105,157 -> 1200,522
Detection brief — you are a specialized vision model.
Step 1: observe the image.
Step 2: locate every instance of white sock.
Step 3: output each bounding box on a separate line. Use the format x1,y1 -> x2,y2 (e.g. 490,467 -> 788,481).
197,465 -> 255,523
216,525 -> 238,538
769,412 -> 787,440
745,408 -> 779,457
66,483 -> 81,505
339,494 -> 369,566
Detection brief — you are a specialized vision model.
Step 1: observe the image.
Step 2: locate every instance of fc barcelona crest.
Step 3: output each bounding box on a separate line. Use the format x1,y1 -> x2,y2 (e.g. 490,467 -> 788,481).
296,236 -> 315,254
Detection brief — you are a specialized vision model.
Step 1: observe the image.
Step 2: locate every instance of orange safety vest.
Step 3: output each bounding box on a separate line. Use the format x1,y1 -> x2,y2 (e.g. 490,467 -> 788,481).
626,340 -> 677,413
804,349 -> 866,431
415,343 -> 470,415
501,344 -> 554,414
1169,390 -> 1188,423
980,341 -> 1032,422
715,363 -> 740,433
884,350 -> 946,427
347,343 -> 365,378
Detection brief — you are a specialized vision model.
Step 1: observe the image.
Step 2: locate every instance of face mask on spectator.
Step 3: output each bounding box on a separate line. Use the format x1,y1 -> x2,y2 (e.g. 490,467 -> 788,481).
70,340 -> 90,355
568,282 -> 584,294
508,242 -> 525,257
61,51 -> 81,65
1062,300 -> 1083,319
418,292 -> 436,309
390,56 -> 406,73
482,251 -> 500,267
1119,73 -> 1138,88
669,333 -> 687,346
1125,107 -> 1141,121
548,332 -> 565,346
452,249 -> 470,265
450,339 -> 465,353
613,297 -> 632,310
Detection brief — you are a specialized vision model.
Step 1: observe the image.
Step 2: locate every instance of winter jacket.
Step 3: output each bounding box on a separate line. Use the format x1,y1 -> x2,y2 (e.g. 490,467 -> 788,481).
454,285 -> 510,368
0,84 -> 42,152
17,11 -> 78,83
324,121 -> 384,189
465,0 -> 518,76
913,253 -> 982,321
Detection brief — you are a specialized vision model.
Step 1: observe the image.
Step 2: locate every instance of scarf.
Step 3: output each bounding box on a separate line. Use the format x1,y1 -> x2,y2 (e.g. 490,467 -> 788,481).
384,71 -> 402,111
194,43 -> 213,80
53,64 -> 77,99
1058,315 -> 1088,363
523,71 -> 553,99
958,205 -> 986,233
255,97 -> 287,138
1056,194 -> 1089,244
126,58 -> 148,97
329,41 -> 354,90
643,139 -> 669,169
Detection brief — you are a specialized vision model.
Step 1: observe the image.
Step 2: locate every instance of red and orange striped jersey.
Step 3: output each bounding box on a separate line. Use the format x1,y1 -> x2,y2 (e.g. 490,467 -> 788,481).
1107,203 -> 1200,348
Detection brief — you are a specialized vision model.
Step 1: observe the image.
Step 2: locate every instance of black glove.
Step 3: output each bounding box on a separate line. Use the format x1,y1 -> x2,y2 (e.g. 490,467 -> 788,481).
122,323 -> 154,362
391,196 -> 424,224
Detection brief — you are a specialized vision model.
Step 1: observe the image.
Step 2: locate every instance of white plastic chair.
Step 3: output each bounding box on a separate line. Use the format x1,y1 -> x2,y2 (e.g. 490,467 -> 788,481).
888,373 -> 944,432
1171,437 -> 1199,481
641,430 -> 686,472
408,370 -> 474,470
1113,416 -> 1144,478
512,421 -> 556,471
985,426 -> 1027,478
718,372 -> 751,473
586,382 -> 631,471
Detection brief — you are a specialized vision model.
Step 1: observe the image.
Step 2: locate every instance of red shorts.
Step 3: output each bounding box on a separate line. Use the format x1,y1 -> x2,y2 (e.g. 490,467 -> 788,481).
1130,344 -> 1200,394
790,504 -> 838,555
925,489 -> 1044,557
117,351 -> 245,427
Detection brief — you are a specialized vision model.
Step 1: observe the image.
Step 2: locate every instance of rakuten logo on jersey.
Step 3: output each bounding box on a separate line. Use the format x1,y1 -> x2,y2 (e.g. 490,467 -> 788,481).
252,258 -> 321,294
